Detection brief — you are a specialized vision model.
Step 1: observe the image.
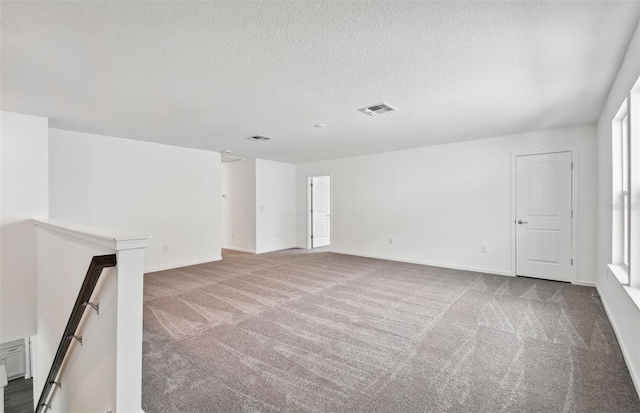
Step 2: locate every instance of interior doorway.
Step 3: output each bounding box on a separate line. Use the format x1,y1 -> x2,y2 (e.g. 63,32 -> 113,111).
308,176 -> 331,248
514,151 -> 573,282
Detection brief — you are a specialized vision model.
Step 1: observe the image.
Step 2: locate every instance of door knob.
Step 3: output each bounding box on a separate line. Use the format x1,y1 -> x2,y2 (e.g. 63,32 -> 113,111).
517,220 -> 528,224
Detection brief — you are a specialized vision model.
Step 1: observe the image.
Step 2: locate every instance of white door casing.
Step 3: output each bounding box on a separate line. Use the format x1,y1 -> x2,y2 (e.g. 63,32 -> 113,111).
312,176 -> 331,248
515,152 -> 572,282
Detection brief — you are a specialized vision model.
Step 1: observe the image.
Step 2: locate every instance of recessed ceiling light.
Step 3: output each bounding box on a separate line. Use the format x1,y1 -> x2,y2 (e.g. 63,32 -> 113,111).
223,150 -> 232,154
315,124 -> 325,128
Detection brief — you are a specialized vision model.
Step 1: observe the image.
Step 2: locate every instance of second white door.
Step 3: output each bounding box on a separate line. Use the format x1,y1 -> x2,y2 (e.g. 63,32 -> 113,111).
312,176 -> 331,248
515,152 -> 572,282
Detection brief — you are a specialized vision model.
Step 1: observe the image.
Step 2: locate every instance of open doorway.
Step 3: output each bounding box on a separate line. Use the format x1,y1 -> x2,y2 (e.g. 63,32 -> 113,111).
308,176 -> 331,249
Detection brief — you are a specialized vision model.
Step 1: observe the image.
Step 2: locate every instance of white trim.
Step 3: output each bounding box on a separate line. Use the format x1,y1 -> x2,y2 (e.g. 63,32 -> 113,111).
144,256 -> 222,273
33,219 -> 150,251
256,245 -> 297,254
630,80 -> 640,289
307,177 -> 312,249
0,366 -> 5,413
23,337 -> 32,379
330,249 -> 513,277
510,146 -> 579,284
222,246 -> 256,254
607,264 -> 640,312
608,263 -> 630,286
0,365 -> 7,388
573,281 -> 596,287
596,282 -> 640,397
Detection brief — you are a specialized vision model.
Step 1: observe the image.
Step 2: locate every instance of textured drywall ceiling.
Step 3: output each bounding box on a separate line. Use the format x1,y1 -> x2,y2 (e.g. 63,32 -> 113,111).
2,1 -> 639,163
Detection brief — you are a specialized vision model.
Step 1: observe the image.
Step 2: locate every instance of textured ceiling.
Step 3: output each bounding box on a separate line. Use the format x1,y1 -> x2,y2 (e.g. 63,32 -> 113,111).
2,1 -> 639,163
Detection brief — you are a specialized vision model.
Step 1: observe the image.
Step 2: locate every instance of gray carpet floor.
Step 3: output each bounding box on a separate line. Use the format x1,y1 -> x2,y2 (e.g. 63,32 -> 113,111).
142,249 -> 640,412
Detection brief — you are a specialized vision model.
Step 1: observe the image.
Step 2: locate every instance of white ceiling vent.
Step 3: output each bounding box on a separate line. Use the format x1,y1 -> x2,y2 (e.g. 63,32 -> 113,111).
247,135 -> 272,142
358,103 -> 396,116
221,155 -> 245,163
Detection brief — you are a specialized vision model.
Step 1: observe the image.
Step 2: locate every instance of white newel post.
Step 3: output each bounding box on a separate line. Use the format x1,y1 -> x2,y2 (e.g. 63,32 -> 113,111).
115,242 -> 147,413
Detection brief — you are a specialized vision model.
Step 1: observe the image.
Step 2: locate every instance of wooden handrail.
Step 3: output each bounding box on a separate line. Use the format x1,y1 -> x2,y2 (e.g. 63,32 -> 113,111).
34,254 -> 117,413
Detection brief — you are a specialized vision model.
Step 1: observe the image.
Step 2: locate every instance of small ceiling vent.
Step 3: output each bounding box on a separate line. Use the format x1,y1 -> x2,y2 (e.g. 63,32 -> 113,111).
247,135 -> 272,142
358,103 -> 396,116
221,155 -> 245,163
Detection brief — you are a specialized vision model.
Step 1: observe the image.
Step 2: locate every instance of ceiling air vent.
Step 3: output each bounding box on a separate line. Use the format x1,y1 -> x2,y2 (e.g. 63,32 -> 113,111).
358,103 -> 396,116
247,135 -> 272,142
221,155 -> 245,163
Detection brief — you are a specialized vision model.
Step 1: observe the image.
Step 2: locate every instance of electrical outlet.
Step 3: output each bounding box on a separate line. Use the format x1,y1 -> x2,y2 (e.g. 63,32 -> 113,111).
276,232 -> 280,237
389,238 -> 393,244
163,244 -> 169,252
480,245 -> 486,253
232,233 -> 235,238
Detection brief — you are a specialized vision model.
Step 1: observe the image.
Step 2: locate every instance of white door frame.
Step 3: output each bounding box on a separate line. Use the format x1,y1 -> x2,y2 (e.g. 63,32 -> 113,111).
306,174 -> 333,250
510,146 -> 579,284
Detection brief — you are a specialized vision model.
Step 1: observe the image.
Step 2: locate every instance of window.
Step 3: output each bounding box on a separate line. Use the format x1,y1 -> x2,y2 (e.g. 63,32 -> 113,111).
622,112 -> 630,268
612,76 -> 640,287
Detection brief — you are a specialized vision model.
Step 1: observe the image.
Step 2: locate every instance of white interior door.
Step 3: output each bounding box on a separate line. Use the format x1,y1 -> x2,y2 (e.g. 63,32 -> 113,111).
515,152 -> 572,282
312,176 -> 331,248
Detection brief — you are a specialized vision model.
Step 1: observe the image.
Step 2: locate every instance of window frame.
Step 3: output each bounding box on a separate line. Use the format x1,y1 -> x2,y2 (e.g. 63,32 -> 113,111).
612,76 -> 640,288
622,112 -> 630,269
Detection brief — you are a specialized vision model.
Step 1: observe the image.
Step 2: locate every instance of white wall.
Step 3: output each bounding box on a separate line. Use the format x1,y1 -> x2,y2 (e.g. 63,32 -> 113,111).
596,20 -> 640,392
222,159 -> 257,253
49,128 -> 222,272
296,124 -> 597,283
222,158 -> 296,254
1,111 -> 48,343
256,159 -> 296,254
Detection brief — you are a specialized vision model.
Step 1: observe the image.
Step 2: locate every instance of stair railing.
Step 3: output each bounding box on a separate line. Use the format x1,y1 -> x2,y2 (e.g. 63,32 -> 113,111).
34,254 -> 117,413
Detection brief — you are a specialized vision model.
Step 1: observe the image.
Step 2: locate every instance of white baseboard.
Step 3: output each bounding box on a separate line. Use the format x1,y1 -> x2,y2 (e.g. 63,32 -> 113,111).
144,256 -> 222,273
256,245 -> 297,254
222,246 -> 256,254
596,282 -> 640,397
329,249 -> 513,277
573,280 -> 597,287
